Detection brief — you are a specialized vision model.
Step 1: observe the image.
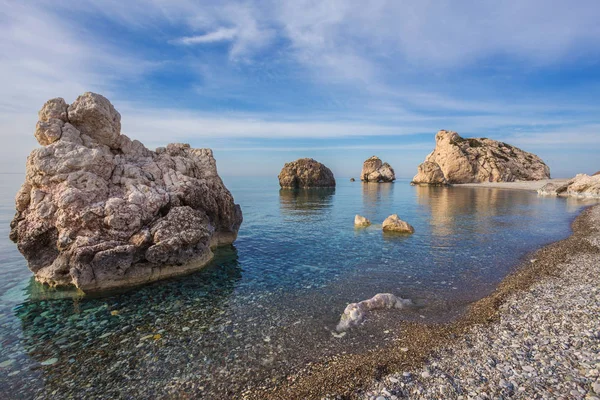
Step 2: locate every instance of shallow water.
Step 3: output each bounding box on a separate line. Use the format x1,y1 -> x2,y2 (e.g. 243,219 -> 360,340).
0,174 -> 596,398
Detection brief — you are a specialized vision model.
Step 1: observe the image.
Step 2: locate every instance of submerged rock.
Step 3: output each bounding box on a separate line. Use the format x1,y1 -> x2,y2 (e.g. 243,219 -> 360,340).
278,158 -> 336,188
382,214 -> 415,234
336,293 -> 412,332
361,156 -> 395,183
354,215 -> 371,228
413,130 -> 550,184
10,92 -> 243,292
538,174 -> 600,198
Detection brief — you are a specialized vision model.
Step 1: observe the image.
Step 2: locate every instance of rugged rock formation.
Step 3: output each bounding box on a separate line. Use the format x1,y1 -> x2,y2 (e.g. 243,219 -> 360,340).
411,161 -> 447,186
382,214 -> 415,233
413,130 -> 550,184
360,156 -> 395,183
10,92 -> 243,292
336,293 -> 412,332
593,171 -> 600,176
538,174 -> 600,198
278,158 -> 335,188
354,215 -> 371,228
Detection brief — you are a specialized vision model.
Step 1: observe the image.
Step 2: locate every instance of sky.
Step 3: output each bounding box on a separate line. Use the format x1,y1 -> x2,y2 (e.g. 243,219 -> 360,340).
1,0 -> 599,178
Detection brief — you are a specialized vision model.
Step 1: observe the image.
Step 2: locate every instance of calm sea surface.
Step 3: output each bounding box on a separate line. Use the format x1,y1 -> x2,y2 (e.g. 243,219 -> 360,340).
0,174 -> 596,398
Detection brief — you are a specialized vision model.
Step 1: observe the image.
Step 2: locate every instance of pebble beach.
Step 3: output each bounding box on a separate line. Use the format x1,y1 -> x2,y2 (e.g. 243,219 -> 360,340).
363,204 -> 600,400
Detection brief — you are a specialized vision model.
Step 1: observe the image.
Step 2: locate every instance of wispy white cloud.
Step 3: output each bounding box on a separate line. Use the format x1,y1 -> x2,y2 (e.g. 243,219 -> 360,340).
174,27 -> 237,45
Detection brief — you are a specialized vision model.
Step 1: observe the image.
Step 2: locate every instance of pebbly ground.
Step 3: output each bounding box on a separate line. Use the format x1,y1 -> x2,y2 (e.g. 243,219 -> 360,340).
362,205 -> 600,400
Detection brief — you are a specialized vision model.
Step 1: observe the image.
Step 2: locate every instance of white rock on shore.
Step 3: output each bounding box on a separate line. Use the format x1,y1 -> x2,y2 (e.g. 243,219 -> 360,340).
337,293 -> 412,332
538,173 -> 600,198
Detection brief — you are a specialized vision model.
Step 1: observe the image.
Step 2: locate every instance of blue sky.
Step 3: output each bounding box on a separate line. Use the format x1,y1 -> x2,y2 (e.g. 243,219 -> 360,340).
1,0 -> 599,178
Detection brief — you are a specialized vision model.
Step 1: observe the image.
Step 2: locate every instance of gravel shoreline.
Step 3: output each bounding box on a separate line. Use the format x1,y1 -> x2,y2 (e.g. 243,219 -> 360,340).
253,204 -> 599,399
363,204 -> 600,400
453,179 -> 570,192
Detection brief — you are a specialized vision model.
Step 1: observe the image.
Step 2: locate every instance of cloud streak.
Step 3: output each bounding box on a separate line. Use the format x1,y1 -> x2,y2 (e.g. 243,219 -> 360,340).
174,27 -> 237,45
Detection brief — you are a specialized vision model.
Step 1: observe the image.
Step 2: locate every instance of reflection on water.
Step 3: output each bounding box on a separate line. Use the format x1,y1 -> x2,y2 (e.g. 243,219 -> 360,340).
361,182 -> 394,211
0,176 -> 597,398
279,188 -> 335,216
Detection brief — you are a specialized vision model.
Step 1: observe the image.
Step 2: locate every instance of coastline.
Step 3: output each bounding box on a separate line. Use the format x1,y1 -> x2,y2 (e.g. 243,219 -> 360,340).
248,204 -> 600,399
453,178 -> 569,191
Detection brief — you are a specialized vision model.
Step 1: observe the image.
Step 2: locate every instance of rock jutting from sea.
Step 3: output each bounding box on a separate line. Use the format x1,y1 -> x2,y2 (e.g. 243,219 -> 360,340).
278,158 -> 336,188
411,130 -> 550,185
360,156 -> 396,182
9,92 -> 243,293
382,214 -> 415,233
538,173 -> 600,198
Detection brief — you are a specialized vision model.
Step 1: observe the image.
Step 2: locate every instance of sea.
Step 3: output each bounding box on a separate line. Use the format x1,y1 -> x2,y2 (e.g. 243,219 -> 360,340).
0,174 -> 596,398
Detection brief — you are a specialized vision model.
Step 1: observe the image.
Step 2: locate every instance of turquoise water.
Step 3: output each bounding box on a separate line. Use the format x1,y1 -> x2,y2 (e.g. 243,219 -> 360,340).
0,174 -> 595,398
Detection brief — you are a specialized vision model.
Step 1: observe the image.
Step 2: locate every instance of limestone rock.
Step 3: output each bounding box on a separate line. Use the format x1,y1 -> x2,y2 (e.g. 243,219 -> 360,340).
538,174 -> 600,198
411,161 -> 447,186
10,92 -> 243,292
278,158 -> 335,188
361,156 -> 395,182
336,293 -> 412,332
413,130 -> 550,184
354,215 -> 371,228
382,214 -> 415,233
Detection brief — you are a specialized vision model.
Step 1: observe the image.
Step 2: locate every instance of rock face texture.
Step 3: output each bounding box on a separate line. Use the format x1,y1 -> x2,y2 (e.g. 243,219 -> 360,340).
10,92 -> 243,292
538,174 -> 600,198
336,293 -> 412,332
354,215 -> 371,228
411,161 -> 448,186
360,156 -> 395,183
413,130 -> 550,184
382,214 -> 415,233
278,158 -> 336,188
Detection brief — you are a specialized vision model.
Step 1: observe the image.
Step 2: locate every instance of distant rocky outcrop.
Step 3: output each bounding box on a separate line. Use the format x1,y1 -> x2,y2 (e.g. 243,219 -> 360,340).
336,293 -> 412,332
10,92 -> 243,292
361,156 -> 395,183
538,174 -> 600,198
412,130 -> 550,184
382,214 -> 415,233
354,215 -> 371,228
278,158 -> 336,188
593,171 -> 600,176
350,178 -> 355,182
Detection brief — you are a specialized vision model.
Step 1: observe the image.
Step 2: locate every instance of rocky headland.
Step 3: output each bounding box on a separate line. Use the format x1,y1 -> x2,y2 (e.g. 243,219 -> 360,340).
278,158 -> 336,188
412,130 -> 550,185
9,92 -> 242,292
361,156 -> 395,183
538,173 -> 600,198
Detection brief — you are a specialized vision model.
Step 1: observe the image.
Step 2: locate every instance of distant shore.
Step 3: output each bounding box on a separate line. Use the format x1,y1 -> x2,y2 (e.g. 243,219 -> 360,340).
453,178 -> 570,191
249,204 -> 599,399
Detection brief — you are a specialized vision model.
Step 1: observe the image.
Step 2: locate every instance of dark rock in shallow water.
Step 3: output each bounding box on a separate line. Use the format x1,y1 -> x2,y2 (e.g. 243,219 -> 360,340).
278,158 -> 336,188
10,92 -> 243,293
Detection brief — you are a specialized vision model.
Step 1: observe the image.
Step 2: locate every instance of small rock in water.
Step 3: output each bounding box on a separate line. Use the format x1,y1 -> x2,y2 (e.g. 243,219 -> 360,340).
41,358 -> 58,366
0,359 -> 15,368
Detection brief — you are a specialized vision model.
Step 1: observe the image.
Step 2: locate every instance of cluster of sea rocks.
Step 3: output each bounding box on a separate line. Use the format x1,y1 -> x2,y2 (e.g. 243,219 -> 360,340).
277,155 -> 395,188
